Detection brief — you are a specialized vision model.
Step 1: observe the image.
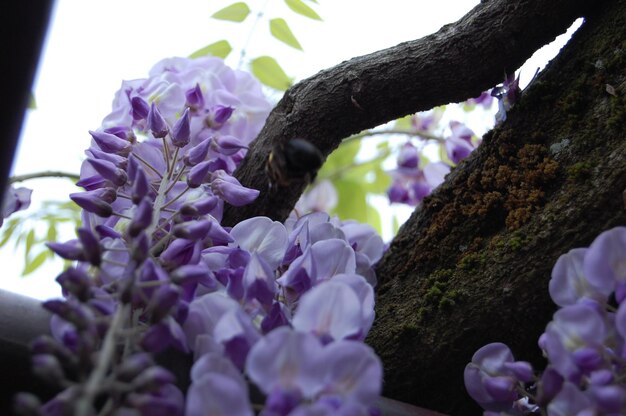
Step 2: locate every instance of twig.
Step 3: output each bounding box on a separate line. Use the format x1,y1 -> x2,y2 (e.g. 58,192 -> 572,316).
9,171 -> 80,184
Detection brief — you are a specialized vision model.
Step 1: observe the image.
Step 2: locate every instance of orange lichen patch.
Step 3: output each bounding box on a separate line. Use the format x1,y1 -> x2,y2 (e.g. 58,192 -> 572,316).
460,143 -> 559,230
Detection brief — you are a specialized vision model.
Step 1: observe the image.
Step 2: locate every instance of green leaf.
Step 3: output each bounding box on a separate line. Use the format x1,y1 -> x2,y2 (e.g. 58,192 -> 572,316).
269,18 -> 303,50
250,56 -> 292,90
0,218 -> 20,248
284,0 -> 322,20
23,251 -> 48,276
366,204 -> 382,235
25,229 -> 36,260
46,223 -> 57,242
332,179 -> 367,223
318,139 -> 362,177
189,40 -> 233,59
394,115 -> 414,131
211,2 -> 250,22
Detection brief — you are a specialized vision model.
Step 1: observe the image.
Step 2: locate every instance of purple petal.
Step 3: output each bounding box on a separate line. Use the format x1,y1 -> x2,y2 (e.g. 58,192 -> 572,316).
230,216 -> 288,269
186,373 -> 253,416
246,327 -> 325,398
317,341 -> 382,405
171,108 -> 191,147
89,130 -> 131,155
584,226 -> 626,292
292,281 -> 363,341
211,170 -> 259,206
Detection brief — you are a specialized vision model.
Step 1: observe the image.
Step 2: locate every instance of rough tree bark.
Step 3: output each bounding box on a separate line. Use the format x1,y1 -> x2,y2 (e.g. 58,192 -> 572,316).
223,0 -> 625,414
368,1 -> 626,414
222,0 -> 597,226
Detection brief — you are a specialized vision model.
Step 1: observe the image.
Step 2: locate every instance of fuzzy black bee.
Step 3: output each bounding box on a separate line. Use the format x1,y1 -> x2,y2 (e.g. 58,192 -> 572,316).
266,138 -> 324,188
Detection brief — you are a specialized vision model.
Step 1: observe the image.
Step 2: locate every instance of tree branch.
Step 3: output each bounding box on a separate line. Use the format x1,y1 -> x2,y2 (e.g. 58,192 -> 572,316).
223,0 -> 598,226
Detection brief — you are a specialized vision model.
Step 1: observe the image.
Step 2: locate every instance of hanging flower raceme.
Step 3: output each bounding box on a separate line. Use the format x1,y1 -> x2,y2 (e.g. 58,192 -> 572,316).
24,56 -> 386,416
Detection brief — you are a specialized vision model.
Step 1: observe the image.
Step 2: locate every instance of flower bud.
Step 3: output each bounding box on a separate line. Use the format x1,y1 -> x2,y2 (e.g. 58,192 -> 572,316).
211,170 -> 259,206
129,198 -> 153,237
171,264 -> 216,289
77,228 -> 101,266
185,83 -> 204,110
70,188 -> 117,217
148,103 -> 168,138
116,353 -> 154,382
87,158 -> 128,187
132,366 -> 176,392
186,160 -> 212,188
205,105 -> 233,129
131,96 -> 150,120
213,135 -> 247,156
183,137 -> 212,166
43,300 -> 94,330
131,166 -> 150,204
46,240 -> 86,261
55,267 -> 92,301
132,231 -> 150,263
13,392 -> 42,416
148,285 -> 181,323
173,219 -> 212,240
171,108 -> 191,148
179,195 -> 218,216
32,354 -> 65,385
89,130 -> 131,156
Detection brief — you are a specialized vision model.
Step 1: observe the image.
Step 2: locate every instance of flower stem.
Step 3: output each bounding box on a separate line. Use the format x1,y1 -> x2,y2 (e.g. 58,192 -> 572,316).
76,303 -> 130,416
9,170 -> 80,184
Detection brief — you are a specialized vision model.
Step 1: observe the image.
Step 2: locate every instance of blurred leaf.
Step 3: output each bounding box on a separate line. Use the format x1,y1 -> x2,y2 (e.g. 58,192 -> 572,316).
28,93 -> 37,109
0,218 -> 20,248
394,115 -> 414,131
25,229 -> 36,260
392,215 -> 401,235
46,222 -> 57,242
250,56 -> 292,90
23,251 -> 48,276
366,204 -> 382,235
332,179 -> 367,223
319,139 -> 362,176
269,18 -> 303,50
211,2 -> 250,22
189,40 -> 233,59
284,0 -> 322,20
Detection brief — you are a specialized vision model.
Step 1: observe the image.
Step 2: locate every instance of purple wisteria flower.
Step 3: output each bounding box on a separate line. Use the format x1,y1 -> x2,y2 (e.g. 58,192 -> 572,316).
466,225 -> 626,415
27,54 -> 387,416
1,185 -> 32,226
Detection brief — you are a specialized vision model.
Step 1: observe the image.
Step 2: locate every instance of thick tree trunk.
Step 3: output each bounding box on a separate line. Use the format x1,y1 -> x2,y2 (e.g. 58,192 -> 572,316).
367,0 -> 626,414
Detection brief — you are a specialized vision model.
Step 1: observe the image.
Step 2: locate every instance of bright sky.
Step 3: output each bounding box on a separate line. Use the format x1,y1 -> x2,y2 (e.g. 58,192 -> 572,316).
1,0 -> 580,299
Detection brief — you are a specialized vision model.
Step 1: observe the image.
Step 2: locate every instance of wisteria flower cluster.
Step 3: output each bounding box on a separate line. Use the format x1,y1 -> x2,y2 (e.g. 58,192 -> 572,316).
387,115 -> 481,206
465,226 -> 626,415
16,56 -> 385,416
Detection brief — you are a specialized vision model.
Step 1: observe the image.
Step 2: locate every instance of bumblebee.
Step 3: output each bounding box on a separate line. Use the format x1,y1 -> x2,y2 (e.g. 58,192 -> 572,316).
266,138 -> 324,188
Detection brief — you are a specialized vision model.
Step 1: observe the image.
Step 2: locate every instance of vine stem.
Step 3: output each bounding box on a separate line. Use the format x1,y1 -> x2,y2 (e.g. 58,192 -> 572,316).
237,0 -> 271,69
8,170 -> 80,184
76,302 -> 130,416
343,129 -> 446,144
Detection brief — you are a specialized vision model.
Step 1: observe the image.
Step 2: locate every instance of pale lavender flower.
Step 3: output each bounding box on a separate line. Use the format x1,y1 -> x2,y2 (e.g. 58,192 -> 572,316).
211,169 -> 260,206
246,327 -> 326,398
583,226 -> 626,297
1,185 -> 32,226
540,303 -> 607,380
292,281 -> 364,342
546,382 -> 592,416
230,216 -> 288,269
549,248 -> 612,306
464,343 -> 532,412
